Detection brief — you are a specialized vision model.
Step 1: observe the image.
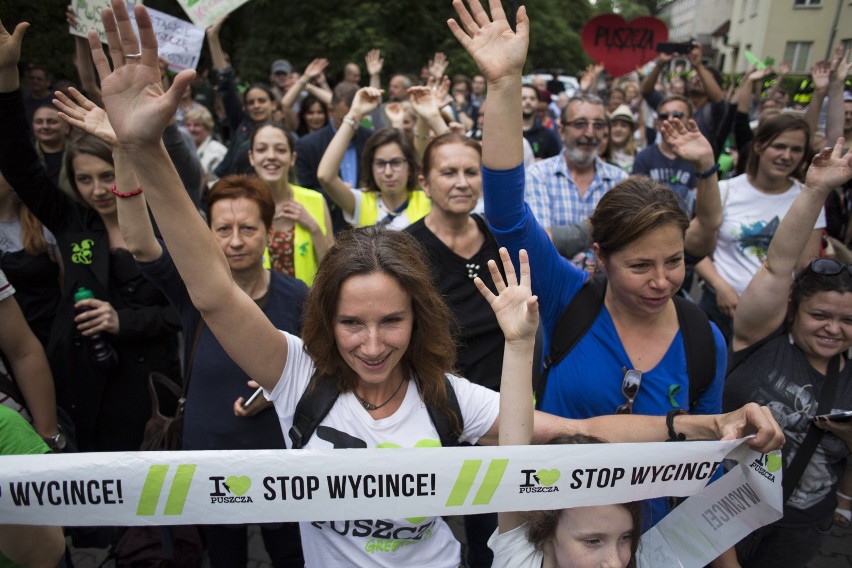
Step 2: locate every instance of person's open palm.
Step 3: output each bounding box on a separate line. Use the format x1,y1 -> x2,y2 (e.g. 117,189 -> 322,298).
53,87 -> 117,145
806,139 -> 852,193
0,17 -> 28,74
448,0 -> 528,83
475,248 -> 539,344
661,118 -> 712,165
89,0 -> 194,146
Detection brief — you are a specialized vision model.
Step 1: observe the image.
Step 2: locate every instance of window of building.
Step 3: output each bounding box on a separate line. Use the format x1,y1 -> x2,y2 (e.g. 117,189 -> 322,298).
751,0 -> 760,15
784,41 -> 813,72
739,0 -> 747,20
793,0 -> 821,7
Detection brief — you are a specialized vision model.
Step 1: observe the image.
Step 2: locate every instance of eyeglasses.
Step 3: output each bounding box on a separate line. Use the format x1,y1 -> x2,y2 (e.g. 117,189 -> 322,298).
373,158 -> 408,171
809,258 -> 852,276
615,368 -> 643,414
563,120 -> 608,131
658,112 -> 685,121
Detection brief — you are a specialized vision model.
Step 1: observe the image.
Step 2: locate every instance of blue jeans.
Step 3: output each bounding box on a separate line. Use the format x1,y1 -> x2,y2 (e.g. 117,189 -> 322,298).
734,512 -> 833,567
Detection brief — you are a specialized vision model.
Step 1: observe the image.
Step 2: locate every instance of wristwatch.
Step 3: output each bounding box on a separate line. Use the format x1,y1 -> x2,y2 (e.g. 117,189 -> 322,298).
43,428 -> 67,452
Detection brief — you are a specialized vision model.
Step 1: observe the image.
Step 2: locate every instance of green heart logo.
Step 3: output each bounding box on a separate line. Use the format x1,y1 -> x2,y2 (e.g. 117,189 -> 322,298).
225,475 -> 251,496
535,468 -> 560,487
405,516 -> 427,524
765,453 -> 782,473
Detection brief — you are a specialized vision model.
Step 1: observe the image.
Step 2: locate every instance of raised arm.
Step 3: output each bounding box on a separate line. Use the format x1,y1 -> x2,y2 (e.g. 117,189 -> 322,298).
688,44 -> 723,103
408,84 -> 449,157
825,48 -> 849,148
281,58 -> 330,110
734,139 -> 852,350
68,7 -> 103,106
365,49 -> 383,89
660,117 -> 722,257
803,60 -> 830,139
316,86 -> 382,215
475,248 -> 539,533
90,1 -> 286,390
448,0 -> 527,170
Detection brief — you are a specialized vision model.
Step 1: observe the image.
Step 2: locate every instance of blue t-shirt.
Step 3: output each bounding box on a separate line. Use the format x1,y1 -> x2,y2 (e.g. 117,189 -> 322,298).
482,163 -> 726,526
632,145 -> 697,215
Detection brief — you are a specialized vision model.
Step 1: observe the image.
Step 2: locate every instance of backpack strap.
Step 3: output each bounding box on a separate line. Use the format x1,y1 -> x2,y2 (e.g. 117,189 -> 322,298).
672,295 -> 715,412
288,371 -> 340,450
289,373 -> 464,449
535,274 -> 607,409
424,377 -> 464,448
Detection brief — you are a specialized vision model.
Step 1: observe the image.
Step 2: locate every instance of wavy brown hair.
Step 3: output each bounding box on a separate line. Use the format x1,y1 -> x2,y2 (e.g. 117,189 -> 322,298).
300,227 -> 459,428
523,433 -> 641,566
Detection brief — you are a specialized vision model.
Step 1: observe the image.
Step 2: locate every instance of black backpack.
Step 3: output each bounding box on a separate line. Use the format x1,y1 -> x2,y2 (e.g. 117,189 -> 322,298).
289,372 -> 464,449
535,274 -> 715,412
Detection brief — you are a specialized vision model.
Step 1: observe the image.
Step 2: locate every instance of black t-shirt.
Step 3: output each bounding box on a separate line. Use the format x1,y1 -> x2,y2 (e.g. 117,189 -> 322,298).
41,149 -> 63,186
406,215 -> 504,391
523,119 -> 562,160
724,329 -> 852,526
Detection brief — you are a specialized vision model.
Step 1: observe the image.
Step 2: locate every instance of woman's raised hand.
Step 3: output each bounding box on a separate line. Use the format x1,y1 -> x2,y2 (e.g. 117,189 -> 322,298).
448,0 -> 528,84
806,138 -> 852,194
350,87 -> 383,118
53,87 -> 117,146
475,248 -> 539,344
89,1 -> 195,147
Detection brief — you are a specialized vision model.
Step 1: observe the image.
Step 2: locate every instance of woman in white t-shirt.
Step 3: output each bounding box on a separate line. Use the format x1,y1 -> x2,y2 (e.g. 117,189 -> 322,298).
80,4 -> 785,567
480,248 -> 641,568
317,87 -> 431,230
696,114 -> 825,339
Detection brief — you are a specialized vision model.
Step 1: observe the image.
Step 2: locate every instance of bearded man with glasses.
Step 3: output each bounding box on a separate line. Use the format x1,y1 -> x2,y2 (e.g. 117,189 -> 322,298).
525,94 -> 628,261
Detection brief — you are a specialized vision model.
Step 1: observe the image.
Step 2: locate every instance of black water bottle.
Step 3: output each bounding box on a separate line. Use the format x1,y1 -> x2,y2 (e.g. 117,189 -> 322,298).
74,287 -> 119,371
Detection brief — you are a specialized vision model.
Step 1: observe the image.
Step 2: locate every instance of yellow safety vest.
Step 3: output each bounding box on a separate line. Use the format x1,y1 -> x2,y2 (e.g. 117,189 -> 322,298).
263,185 -> 327,286
357,190 -> 431,227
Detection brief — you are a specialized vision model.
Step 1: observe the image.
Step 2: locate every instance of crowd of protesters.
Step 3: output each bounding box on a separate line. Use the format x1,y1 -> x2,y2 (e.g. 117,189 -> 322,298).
0,0 -> 850,566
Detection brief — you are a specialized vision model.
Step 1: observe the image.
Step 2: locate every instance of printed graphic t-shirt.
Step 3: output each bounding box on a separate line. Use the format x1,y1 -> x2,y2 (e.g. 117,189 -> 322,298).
266,331 -> 500,568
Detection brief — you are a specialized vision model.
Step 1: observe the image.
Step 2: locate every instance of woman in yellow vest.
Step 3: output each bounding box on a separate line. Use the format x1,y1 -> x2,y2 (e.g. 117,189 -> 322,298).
317,87 -> 430,230
250,122 -> 332,286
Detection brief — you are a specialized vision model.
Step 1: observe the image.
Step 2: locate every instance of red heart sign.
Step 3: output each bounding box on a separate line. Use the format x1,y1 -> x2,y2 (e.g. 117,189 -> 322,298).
581,14 -> 668,78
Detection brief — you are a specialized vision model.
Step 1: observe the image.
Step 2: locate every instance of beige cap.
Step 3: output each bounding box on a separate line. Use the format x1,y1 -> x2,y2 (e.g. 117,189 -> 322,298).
609,104 -> 636,127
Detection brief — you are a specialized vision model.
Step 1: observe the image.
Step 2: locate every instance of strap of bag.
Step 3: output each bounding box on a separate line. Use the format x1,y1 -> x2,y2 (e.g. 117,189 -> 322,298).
288,371 -> 341,450
425,377 -> 464,448
535,275 -> 606,409
537,274 -> 713,411
289,373 -> 464,449
782,354 -> 841,504
672,295 -> 715,411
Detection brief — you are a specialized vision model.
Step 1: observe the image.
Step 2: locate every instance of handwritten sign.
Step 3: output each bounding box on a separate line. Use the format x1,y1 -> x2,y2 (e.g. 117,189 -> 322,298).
144,8 -> 205,72
581,14 -> 668,78
69,0 -> 143,43
177,0 -> 252,30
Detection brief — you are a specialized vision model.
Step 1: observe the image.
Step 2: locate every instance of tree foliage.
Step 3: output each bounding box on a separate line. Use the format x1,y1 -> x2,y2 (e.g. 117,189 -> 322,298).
7,0 -> 595,86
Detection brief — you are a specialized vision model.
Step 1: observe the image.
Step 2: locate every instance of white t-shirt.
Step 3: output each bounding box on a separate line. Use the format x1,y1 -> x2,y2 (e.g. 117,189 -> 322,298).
714,174 -> 826,295
266,331 -> 500,568
488,525 -> 543,568
344,189 -> 415,231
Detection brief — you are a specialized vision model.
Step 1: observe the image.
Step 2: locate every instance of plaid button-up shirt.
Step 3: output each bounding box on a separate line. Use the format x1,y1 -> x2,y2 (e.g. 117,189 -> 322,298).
525,153 -> 628,229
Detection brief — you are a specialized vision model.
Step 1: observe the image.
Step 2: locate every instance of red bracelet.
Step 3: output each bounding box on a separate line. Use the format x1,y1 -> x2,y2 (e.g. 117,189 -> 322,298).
110,185 -> 143,198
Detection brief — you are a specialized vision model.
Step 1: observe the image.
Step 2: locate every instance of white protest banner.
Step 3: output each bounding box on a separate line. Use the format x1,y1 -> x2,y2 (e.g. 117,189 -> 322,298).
176,0 -> 252,30
69,0 -> 143,43
0,440 -> 778,532
142,8 -> 205,72
638,445 -> 783,568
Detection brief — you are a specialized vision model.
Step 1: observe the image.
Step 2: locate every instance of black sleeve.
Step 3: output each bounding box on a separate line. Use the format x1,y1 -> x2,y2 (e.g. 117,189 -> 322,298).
0,90 -> 78,234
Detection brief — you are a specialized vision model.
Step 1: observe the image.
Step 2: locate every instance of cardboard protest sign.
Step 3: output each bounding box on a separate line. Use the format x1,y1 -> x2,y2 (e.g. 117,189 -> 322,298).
177,0 -> 252,30
581,14 -> 668,78
69,0 -> 143,43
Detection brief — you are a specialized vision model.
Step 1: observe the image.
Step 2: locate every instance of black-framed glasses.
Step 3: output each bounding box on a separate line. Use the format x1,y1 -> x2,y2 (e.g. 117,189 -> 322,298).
809,258 -> 852,276
658,112 -> 685,121
616,368 -> 643,414
563,120 -> 608,131
373,158 -> 408,171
